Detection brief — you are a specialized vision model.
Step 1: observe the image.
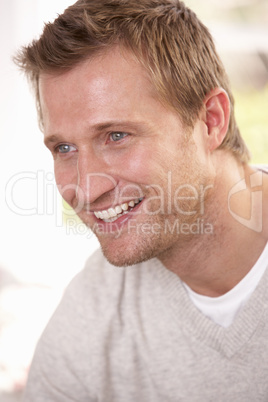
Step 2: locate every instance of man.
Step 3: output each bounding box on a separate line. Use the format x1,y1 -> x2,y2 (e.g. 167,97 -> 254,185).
16,0 -> 268,400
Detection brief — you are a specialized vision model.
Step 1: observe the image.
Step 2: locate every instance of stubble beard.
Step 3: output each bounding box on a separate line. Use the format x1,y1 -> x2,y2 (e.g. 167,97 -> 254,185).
98,211 -> 184,267
83,142 -> 215,267
93,181 -> 213,268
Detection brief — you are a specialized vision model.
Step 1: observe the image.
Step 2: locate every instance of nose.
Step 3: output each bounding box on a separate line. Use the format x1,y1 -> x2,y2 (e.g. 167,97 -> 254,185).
75,150 -> 117,207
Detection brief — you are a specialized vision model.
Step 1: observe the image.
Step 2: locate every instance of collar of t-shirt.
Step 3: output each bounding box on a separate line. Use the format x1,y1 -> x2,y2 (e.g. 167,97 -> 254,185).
183,241 -> 268,328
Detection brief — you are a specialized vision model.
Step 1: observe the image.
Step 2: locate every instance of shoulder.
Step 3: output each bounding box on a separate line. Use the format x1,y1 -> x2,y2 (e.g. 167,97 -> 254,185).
67,248 -> 154,308
37,249 -> 160,342
23,250 -> 161,400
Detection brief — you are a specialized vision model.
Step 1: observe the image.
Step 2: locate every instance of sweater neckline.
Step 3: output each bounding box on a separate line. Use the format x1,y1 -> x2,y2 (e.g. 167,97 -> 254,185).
152,257 -> 268,358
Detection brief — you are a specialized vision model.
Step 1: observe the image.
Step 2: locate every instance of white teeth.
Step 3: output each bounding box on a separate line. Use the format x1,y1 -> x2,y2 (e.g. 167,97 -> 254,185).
94,198 -> 143,221
115,205 -> 122,214
108,208 -> 117,217
102,211 -> 109,220
121,203 -> 128,211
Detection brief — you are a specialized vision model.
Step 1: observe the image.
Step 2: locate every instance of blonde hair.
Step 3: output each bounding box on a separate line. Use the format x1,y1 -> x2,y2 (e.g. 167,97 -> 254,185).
15,0 -> 250,162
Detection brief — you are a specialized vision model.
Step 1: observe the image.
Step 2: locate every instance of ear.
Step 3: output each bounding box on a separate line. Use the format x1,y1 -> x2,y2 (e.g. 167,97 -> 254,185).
202,88 -> 230,151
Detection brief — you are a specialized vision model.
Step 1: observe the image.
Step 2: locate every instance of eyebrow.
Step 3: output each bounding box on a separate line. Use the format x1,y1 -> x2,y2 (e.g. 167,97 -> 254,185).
44,134 -> 60,147
44,120 -> 149,147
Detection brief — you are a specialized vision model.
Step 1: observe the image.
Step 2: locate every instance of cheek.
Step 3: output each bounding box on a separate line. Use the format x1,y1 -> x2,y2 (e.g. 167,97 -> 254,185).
116,146 -> 157,184
54,164 -> 78,206
123,145 -> 178,186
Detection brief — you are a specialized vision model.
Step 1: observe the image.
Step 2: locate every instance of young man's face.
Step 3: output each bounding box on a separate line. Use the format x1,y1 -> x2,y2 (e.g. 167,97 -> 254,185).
39,47 -> 214,266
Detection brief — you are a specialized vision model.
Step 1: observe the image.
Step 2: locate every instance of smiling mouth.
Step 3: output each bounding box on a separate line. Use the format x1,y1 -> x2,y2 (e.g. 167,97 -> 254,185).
93,198 -> 143,223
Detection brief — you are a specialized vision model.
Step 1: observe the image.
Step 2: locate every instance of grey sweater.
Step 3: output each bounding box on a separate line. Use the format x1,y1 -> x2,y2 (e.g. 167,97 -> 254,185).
23,249 -> 268,401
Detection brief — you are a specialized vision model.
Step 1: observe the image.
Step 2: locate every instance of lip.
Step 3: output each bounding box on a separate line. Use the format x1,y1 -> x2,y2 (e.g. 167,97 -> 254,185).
92,198 -> 144,233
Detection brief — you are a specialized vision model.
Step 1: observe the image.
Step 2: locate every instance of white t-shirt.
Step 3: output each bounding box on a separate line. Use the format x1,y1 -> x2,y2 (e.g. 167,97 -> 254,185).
184,241 -> 268,327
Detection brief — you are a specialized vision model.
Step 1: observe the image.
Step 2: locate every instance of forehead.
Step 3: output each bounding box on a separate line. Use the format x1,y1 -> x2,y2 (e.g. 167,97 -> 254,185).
38,46 -> 174,135
39,47 -> 154,109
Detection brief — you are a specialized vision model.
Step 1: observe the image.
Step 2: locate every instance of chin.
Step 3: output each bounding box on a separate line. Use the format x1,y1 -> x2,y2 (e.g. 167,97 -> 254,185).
100,244 -> 151,267
98,227 -> 177,268
98,232 -> 158,267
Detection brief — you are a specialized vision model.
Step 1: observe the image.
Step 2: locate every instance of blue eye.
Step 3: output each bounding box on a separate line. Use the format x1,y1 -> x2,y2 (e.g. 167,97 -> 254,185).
110,132 -> 128,142
57,144 -> 76,153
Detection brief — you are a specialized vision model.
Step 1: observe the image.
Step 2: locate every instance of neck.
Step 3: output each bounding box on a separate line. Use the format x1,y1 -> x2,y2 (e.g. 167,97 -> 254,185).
158,155 -> 268,297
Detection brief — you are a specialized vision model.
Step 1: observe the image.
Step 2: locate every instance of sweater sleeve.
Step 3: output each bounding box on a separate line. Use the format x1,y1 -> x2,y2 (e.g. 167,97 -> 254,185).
22,248 -> 131,402
22,265 -> 98,402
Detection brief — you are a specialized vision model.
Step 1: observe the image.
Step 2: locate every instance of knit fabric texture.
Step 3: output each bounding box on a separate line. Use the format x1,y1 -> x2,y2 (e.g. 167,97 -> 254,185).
23,248 -> 268,401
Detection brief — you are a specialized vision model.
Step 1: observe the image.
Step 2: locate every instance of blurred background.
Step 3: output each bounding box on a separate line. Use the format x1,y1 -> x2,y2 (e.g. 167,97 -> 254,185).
0,0 -> 267,400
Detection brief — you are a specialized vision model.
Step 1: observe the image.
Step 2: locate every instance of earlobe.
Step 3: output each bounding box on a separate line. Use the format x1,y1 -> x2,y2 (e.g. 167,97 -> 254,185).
203,88 -> 230,151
